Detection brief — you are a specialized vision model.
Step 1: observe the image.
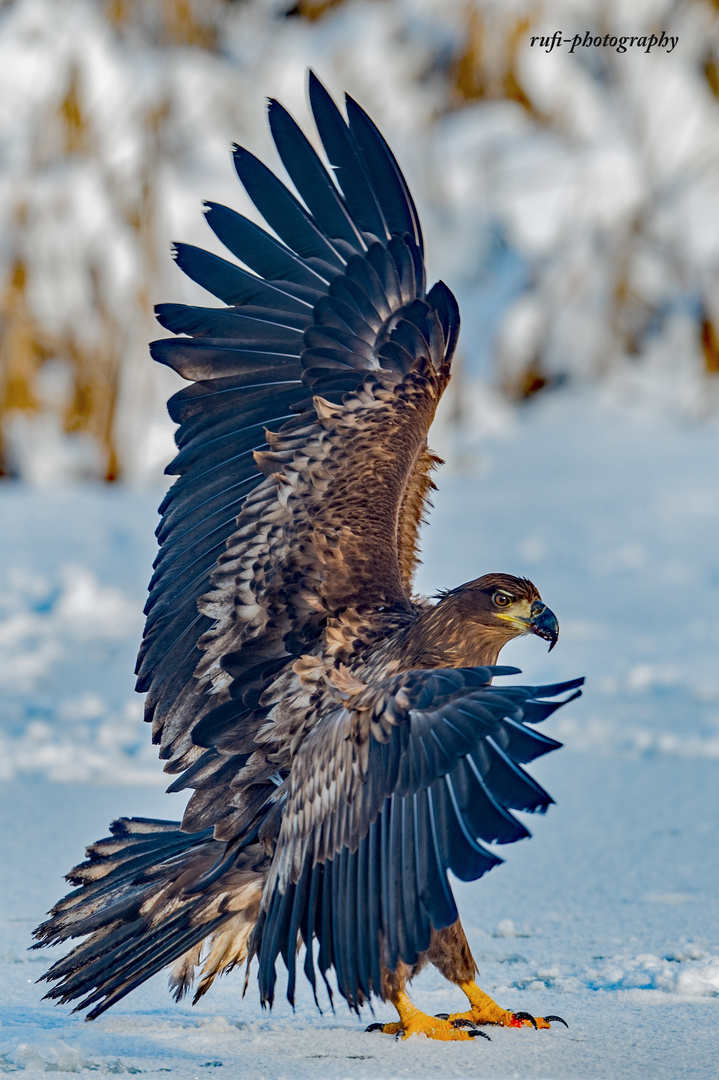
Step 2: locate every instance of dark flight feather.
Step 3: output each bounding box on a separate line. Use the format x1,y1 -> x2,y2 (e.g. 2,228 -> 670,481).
268,99 -> 366,251
345,94 -> 423,252
255,670 -> 582,1007
203,202 -> 332,288
172,244 -> 317,311
232,146 -> 346,270
308,72 -> 388,241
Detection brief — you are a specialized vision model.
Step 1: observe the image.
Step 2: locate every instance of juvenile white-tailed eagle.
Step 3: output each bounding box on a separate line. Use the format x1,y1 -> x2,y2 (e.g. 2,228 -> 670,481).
34,74 -> 583,1041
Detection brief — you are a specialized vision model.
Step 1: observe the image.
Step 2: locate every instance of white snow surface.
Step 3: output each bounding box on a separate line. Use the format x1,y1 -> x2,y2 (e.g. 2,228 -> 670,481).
2,392 -> 719,1077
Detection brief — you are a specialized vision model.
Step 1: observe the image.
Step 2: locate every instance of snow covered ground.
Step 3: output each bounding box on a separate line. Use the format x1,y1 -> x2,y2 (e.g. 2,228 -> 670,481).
1,391 -> 719,1077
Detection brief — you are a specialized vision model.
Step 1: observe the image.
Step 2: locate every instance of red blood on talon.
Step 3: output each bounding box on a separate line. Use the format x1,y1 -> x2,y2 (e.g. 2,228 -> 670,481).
512,1012 -> 538,1029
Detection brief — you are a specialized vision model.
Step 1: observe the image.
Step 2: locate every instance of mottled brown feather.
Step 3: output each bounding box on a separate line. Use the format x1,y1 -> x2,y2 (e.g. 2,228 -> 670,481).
396,445 -> 443,590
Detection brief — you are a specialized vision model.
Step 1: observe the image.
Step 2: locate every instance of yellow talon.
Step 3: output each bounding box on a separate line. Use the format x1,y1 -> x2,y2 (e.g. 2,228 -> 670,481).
449,981 -> 553,1029
449,1009 -> 552,1029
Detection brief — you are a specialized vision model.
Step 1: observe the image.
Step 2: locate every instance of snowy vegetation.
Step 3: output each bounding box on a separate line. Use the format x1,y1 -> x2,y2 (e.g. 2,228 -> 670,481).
2,0 -> 719,481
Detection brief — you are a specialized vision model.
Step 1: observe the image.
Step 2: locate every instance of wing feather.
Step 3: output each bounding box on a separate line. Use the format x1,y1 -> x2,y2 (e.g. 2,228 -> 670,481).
267,98 -> 366,251
254,669 -> 583,1008
172,244 -> 318,311
308,73 -> 388,241
345,94 -> 423,251
203,201 -> 332,288
232,146 -> 346,269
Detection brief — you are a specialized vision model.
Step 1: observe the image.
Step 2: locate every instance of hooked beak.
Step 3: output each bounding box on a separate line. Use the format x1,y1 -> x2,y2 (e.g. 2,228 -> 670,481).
529,601 -> 559,652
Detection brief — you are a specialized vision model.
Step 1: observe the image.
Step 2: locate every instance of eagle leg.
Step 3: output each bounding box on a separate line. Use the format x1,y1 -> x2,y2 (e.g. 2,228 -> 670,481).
426,922 -> 563,1030
448,981 -> 561,1029
367,990 -> 486,1041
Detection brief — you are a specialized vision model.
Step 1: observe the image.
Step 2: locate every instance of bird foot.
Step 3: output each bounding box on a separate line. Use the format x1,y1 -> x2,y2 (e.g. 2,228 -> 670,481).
366,1011 -> 489,1042
446,1007 -> 554,1029
453,981 -> 567,1030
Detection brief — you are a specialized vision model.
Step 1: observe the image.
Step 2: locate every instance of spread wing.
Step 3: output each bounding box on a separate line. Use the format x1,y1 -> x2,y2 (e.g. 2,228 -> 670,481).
254,668 -> 584,1009
135,75 -> 460,821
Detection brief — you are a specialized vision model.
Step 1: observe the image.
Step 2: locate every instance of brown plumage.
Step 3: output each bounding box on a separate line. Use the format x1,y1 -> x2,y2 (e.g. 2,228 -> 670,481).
33,75 -> 582,1039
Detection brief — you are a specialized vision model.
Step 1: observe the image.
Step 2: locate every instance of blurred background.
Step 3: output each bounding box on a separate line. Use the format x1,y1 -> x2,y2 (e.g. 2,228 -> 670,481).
2,0 -> 719,485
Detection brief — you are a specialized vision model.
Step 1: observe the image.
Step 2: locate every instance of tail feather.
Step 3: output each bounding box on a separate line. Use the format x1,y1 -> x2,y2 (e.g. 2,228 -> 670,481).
34,817 -> 266,1019
77,916 -> 228,1019
36,819 -> 204,940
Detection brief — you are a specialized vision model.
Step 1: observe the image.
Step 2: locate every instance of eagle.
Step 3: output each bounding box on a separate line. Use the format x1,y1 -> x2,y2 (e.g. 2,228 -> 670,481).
34,74 -> 583,1042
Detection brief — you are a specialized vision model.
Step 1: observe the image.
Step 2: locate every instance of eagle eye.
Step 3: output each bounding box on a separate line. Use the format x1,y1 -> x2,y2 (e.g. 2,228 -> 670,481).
493,592 -> 512,608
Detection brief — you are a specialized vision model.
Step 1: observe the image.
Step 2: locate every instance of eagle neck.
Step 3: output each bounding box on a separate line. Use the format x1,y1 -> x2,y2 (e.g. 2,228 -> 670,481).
395,598 -> 511,670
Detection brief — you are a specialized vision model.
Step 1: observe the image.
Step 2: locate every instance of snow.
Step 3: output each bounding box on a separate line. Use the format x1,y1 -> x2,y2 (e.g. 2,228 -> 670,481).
1,393 -> 718,1077
0,486 -> 158,785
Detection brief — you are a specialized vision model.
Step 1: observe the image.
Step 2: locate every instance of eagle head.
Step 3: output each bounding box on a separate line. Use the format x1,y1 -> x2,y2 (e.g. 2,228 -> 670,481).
431,573 -> 559,665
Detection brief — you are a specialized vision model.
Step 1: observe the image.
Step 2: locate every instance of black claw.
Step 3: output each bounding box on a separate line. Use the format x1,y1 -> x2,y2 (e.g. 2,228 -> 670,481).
434,1013 -> 450,1019
450,1018 -> 490,1040
512,1011 -> 538,1029
365,1022 -> 384,1033
543,1014 -> 568,1028
394,1029 -> 405,1041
